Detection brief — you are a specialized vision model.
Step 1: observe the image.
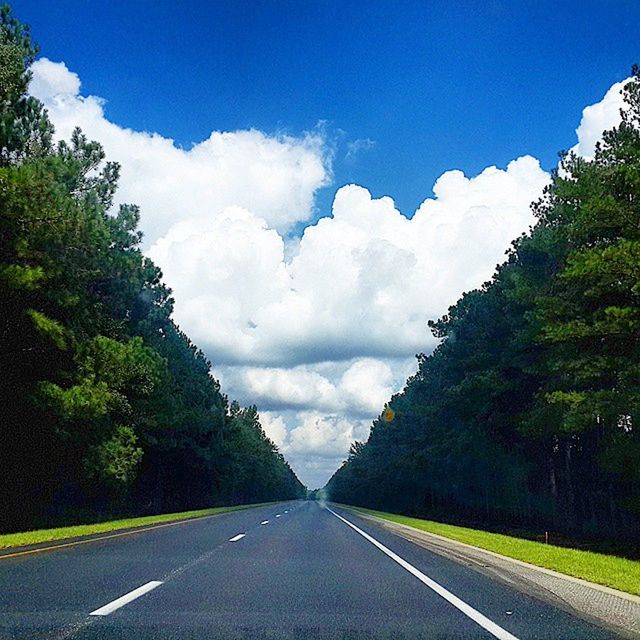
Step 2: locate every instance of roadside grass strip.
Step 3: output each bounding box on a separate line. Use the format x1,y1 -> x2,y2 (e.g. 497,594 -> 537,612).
346,506 -> 640,596
0,502 -> 278,550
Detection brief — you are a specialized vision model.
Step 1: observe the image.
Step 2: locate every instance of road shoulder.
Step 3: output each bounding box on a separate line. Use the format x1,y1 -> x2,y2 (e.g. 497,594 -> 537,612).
340,506 -> 640,640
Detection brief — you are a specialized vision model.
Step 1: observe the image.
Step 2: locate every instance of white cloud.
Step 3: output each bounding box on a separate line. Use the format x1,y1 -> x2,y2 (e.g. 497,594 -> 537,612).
571,78 -> 629,159
340,359 -> 395,416
151,160 -> 548,370
242,366 -> 341,412
30,58 -> 330,242
28,58 -> 80,100
258,412 -> 288,450
219,357 -> 400,417
30,58 -> 627,489
281,411 -> 373,489
287,412 -> 370,459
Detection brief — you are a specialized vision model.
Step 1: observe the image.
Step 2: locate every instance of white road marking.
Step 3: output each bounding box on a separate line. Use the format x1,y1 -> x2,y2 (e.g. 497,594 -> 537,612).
261,520 -> 269,525
229,533 -> 246,542
326,508 -> 519,640
275,514 -> 282,518
89,581 -> 163,616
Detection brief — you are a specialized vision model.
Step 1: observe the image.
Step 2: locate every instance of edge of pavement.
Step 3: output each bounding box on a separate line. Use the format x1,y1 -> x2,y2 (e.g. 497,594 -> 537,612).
335,504 -> 640,640
0,500 -> 295,560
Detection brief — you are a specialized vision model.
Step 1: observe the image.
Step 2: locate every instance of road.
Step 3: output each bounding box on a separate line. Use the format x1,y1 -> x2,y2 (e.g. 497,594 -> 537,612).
0,501 -> 621,639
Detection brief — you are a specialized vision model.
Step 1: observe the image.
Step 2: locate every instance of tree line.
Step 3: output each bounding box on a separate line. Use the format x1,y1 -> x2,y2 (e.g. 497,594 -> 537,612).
328,70 -> 640,546
0,6 -> 304,533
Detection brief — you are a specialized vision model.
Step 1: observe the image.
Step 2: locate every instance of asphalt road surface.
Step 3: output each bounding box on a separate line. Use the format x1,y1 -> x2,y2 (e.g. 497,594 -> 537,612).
0,501 -> 621,639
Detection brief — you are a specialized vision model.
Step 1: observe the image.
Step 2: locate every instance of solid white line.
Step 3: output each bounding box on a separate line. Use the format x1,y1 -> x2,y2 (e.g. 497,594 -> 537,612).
229,533 -> 246,542
326,508 -> 519,640
89,581 -> 163,616
261,520 -> 269,525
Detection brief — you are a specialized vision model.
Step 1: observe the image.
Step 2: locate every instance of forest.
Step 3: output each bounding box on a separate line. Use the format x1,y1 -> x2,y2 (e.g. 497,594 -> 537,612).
0,6 -> 304,533
328,70 -> 640,546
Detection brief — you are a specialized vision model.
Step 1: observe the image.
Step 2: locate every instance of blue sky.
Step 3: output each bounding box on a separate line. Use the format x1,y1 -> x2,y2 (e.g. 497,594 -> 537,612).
15,0 -> 638,217
20,1 -> 638,487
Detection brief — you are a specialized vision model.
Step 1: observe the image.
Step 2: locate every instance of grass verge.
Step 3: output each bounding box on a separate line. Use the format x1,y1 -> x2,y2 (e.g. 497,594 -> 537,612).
345,505 -> 640,596
0,502 -> 277,550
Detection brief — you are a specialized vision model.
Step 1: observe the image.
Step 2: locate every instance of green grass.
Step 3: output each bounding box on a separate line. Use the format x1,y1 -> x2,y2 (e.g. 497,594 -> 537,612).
345,505 -> 640,596
0,502 -> 277,550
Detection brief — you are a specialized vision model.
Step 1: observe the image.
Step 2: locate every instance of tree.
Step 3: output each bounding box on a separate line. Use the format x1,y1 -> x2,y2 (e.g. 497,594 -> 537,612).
328,70 -> 640,544
0,5 -> 304,532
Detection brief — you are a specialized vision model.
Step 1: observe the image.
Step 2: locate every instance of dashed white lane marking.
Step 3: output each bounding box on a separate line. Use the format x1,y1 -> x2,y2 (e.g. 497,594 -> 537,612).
89,581 -> 163,616
229,533 -> 246,542
261,520 -> 269,525
275,514 -> 282,518
326,508 -> 519,640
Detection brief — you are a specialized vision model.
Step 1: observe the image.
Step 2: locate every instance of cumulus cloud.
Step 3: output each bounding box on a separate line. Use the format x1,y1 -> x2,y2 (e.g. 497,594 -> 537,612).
29,58 -> 628,488
153,159 -> 549,368
221,358 -> 398,417
30,58 -> 330,242
28,58 -> 80,100
241,366 -> 341,413
280,410 -> 375,489
340,359 -> 395,416
258,412 -> 288,450
570,77 -> 630,159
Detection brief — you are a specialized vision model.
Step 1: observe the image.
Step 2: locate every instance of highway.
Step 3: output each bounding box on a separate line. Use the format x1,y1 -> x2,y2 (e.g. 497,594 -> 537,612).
0,501 -> 620,639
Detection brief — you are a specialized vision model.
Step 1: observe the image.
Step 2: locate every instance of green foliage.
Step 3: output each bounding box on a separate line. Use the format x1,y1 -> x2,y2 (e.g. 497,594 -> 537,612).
26,308 -> 67,349
0,5 -> 304,533
0,262 -> 45,288
39,379 -> 112,421
79,336 -> 165,398
328,69 -> 640,544
0,4 -> 52,164
86,425 -> 144,487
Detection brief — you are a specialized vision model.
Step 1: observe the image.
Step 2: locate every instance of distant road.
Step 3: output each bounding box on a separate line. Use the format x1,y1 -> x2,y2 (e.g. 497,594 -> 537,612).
0,501 -> 619,639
